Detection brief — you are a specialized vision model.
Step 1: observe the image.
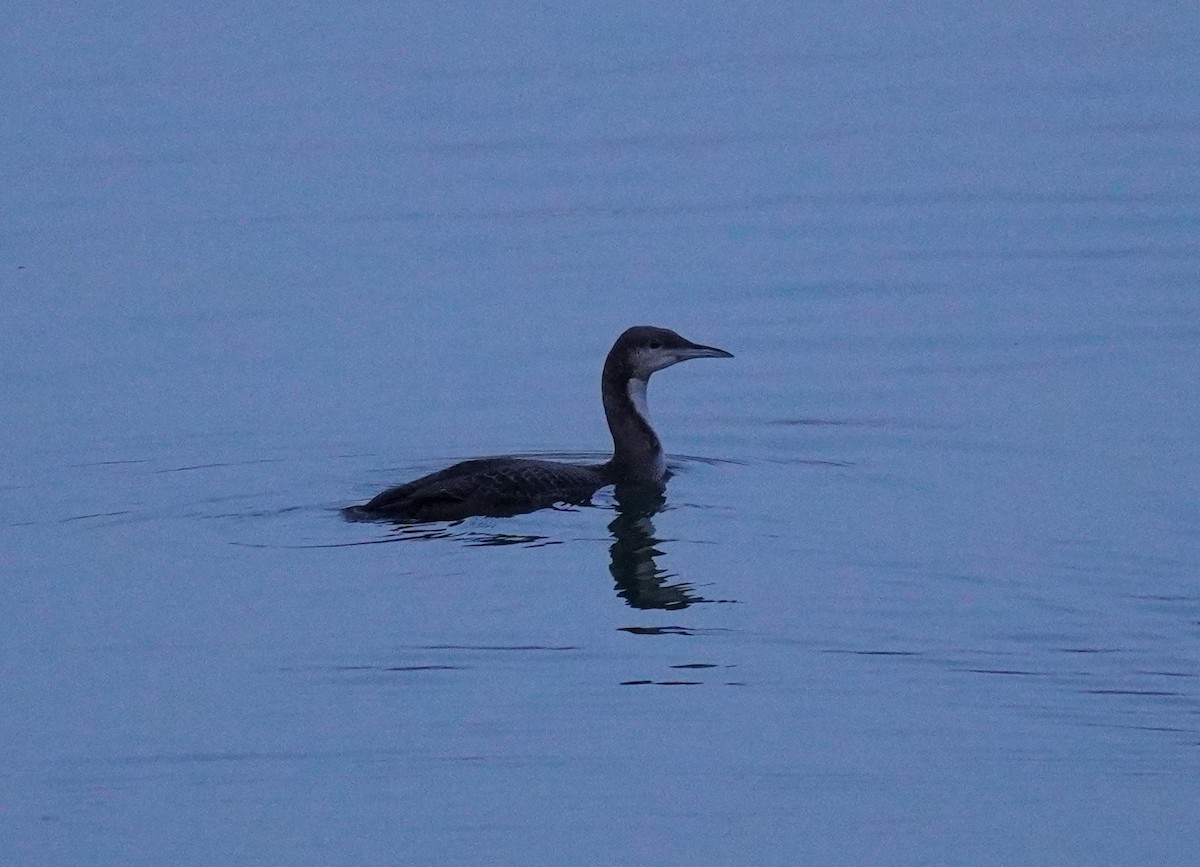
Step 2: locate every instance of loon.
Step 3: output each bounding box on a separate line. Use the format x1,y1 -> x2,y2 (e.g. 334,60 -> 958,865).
344,325 -> 733,522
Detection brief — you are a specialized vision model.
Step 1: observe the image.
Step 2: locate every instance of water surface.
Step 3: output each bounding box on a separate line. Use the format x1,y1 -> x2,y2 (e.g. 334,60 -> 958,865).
3,3 -> 1199,864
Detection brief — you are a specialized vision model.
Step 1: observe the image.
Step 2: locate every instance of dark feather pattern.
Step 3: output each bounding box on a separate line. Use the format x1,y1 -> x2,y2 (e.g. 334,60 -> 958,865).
344,458 -> 610,522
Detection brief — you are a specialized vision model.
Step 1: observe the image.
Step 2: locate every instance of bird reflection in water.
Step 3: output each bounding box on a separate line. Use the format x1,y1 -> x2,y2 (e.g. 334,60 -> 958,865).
341,479 -> 720,609
607,484 -> 707,610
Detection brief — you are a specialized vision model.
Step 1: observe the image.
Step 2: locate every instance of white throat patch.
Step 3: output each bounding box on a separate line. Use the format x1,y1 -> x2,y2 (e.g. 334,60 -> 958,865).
626,377 -> 650,423
626,377 -> 666,478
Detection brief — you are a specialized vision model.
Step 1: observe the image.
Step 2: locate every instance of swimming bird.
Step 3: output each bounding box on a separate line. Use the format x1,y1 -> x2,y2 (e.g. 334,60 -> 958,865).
344,325 -> 732,522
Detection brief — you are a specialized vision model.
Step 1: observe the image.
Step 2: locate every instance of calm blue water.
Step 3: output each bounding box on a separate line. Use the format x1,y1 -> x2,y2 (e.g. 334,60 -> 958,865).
3,3 -> 1199,864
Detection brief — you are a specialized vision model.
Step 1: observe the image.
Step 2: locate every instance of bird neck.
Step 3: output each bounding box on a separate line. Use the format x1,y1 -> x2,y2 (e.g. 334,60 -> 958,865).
601,359 -> 667,485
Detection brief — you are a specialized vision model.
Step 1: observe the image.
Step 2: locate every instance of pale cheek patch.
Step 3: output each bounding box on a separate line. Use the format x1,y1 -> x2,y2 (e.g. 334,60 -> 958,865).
631,347 -> 679,379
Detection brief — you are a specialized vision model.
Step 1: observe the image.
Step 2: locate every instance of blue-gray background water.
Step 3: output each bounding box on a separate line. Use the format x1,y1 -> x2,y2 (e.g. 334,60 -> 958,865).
4,3 -> 1198,864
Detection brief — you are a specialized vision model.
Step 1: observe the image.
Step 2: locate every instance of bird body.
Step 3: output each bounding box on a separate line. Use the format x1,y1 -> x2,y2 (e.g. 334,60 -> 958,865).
352,457 -> 609,522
